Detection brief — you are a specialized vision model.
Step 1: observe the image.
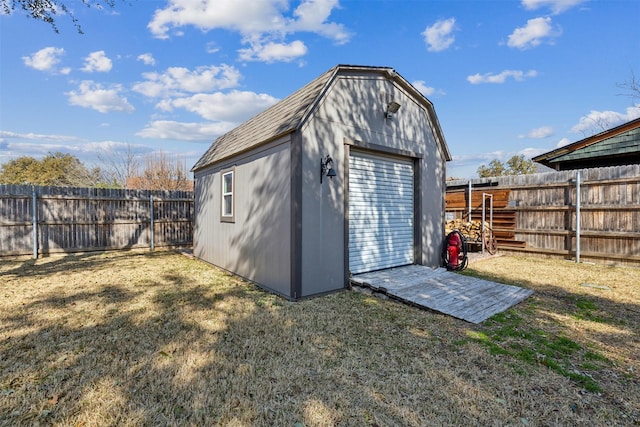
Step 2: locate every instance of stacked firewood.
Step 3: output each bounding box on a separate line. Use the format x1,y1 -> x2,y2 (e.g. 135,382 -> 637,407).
445,219 -> 489,241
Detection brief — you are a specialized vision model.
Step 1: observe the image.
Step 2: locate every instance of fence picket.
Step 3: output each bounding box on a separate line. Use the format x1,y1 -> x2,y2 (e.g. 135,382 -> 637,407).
0,185 -> 193,257
446,164 -> 640,266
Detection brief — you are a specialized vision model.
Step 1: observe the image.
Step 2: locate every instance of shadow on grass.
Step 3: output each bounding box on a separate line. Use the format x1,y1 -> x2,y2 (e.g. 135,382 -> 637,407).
0,250 -> 150,279
1,253 -> 637,425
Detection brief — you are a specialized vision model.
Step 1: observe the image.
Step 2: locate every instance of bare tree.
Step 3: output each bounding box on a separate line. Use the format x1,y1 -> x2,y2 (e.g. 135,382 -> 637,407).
127,152 -> 193,191
617,69 -> 640,103
575,70 -> 640,138
582,116 -> 612,137
1,0 -> 122,34
97,144 -> 140,189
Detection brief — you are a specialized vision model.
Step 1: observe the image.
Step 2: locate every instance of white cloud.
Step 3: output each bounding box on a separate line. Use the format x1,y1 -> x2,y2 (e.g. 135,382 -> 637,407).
467,69 -> 537,84
238,39 -> 308,63
518,147 -> 548,158
66,80 -> 135,113
412,80 -> 437,97
522,0 -> 587,15
82,51 -> 113,73
136,120 -> 236,141
570,106 -> 640,134
288,0 -> 350,44
206,42 -> 220,54
0,130 -> 82,142
159,90 -> 279,121
507,17 -> 559,50
422,18 -> 457,52
84,141 -> 152,155
453,148 -> 545,164
0,132 -> 150,161
137,53 -> 156,66
147,0 -> 350,62
519,126 -> 554,139
133,64 -> 241,98
556,137 -> 572,147
22,47 -> 65,72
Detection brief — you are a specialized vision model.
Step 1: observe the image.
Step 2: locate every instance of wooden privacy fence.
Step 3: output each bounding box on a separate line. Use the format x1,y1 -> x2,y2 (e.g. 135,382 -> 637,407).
0,185 -> 193,258
446,165 -> 640,266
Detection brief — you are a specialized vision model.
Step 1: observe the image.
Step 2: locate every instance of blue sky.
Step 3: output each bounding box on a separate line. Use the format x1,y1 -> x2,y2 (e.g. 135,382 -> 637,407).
1,0 -> 639,178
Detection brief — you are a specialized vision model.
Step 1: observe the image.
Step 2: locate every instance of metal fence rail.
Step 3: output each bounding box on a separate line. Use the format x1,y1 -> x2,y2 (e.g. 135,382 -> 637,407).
0,185 -> 193,258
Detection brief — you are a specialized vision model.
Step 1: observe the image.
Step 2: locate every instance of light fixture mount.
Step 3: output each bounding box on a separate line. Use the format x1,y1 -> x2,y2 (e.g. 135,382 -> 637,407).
385,101 -> 401,119
320,155 -> 336,184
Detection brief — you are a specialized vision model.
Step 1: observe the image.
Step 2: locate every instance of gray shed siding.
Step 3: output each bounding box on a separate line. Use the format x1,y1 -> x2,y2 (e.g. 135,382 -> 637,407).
298,74 -> 447,296
193,138 -> 292,297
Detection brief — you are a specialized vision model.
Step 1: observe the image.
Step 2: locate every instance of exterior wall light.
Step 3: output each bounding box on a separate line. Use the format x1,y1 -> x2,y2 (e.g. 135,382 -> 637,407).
320,155 -> 336,183
385,101 -> 401,119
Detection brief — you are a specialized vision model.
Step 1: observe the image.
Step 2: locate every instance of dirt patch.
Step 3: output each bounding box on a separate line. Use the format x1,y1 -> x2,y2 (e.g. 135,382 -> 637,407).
0,252 -> 638,425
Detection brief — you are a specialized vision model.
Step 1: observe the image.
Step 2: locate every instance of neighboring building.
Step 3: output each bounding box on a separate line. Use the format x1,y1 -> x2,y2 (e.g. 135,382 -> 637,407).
533,117 -> 640,170
192,65 -> 451,300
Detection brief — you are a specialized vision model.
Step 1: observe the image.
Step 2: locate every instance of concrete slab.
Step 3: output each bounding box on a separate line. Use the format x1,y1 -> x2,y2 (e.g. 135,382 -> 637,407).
351,265 -> 533,324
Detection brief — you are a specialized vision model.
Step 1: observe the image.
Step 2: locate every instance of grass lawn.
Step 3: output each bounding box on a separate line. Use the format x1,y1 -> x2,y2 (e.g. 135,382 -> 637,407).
1,251 -> 638,426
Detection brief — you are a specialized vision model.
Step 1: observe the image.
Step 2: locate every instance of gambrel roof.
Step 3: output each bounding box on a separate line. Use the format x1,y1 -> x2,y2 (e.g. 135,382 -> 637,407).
192,64 -> 450,172
533,117 -> 640,170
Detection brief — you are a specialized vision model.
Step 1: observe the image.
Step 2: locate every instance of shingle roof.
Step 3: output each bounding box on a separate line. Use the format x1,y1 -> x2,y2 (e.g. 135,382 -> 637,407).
192,66 -> 337,171
192,64 -> 450,171
533,117 -> 640,169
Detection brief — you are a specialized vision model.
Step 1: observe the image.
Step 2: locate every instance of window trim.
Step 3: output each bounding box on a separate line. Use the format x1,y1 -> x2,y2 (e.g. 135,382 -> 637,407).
221,167 -> 235,223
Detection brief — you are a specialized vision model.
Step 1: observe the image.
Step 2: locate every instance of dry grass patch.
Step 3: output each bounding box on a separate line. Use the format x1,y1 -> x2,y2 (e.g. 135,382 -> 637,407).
0,251 -> 638,426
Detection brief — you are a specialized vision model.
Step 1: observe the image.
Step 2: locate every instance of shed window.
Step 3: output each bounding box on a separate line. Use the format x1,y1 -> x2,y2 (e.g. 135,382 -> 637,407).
221,168 -> 235,222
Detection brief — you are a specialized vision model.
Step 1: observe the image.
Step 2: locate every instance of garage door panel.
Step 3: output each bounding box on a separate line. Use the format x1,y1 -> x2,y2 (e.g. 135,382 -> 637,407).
350,253 -> 413,272
350,177 -> 413,189
349,210 -> 413,219
350,175 -> 413,187
349,151 -> 414,275
349,205 -> 413,214
349,228 -> 413,238
349,194 -> 413,204
350,243 -> 414,258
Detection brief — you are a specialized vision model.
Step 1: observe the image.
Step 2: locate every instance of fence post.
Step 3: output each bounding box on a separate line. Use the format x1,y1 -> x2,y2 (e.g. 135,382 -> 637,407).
575,172 -> 581,263
32,186 -> 38,259
468,180 -> 472,219
481,193 -> 493,254
150,194 -> 155,252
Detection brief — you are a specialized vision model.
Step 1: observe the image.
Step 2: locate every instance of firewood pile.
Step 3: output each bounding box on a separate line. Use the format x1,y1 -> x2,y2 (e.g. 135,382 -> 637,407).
445,219 -> 489,241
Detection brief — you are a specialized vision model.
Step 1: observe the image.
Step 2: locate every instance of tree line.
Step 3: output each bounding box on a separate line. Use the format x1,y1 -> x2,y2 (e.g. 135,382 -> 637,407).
476,155 -> 538,178
0,150 -> 193,191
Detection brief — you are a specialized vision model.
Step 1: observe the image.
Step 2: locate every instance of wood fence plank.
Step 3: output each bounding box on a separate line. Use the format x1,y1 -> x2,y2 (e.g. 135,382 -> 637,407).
0,185 -> 193,257
446,165 -> 640,266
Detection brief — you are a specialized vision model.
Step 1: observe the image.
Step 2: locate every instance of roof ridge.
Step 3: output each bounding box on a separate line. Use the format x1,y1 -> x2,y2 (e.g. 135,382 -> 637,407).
192,64 -> 450,171
192,66 -> 339,171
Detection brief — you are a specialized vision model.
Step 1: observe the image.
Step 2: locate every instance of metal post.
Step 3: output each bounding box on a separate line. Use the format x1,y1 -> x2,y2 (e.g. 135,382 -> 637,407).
481,194 -> 486,254
150,195 -> 155,252
32,186 -> 38,259
576,172 -> 581,263
481,193 -> 493,254
468,180 -> 472,219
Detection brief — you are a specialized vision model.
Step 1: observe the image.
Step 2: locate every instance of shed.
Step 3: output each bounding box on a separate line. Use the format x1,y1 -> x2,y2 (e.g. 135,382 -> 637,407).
192,64 -> 452,300
533,117 -> 640,170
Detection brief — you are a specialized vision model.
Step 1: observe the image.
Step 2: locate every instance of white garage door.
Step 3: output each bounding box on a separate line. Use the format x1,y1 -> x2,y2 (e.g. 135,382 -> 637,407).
349,151 -> 414,275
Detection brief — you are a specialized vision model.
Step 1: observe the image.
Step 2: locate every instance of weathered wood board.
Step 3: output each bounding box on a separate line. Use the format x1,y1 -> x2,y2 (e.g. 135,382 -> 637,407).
351,264 -> 533,324
0,184 -> 193,256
